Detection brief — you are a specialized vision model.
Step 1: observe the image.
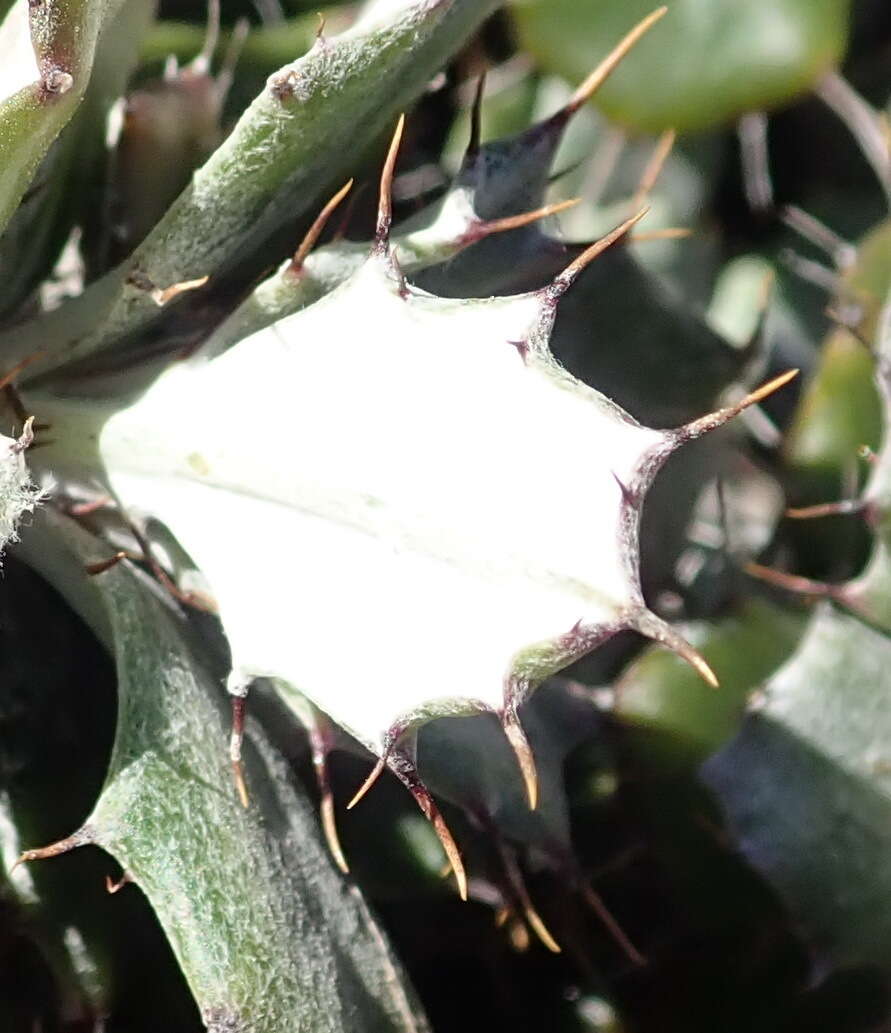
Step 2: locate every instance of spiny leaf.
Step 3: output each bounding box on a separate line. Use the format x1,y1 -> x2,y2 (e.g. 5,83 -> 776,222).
122,8 -> 668,363
15,510 -> 431,1033
3,0 -> 500,382
704,603 -> 891,968
25,184 -> 795,891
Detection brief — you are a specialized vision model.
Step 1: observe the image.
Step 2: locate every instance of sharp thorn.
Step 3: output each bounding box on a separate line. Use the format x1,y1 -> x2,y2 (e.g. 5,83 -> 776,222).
429,808 -> 468,902
11,828 -> 94,873
66,495 -> 114,518
304,706 -> 350,873
631,128 -> 676,209
374,114 -> 406,251
745,562 -> 842,600
290,179 -> 354,273
550,207 -> 649,297
566,7 -> 668,115
151,275 -> 209,307
474,197 -> 580,242
632,609 -> 719,688
0,349 -> 46,392
496,837 -> 561,952
785,499 -> 864,520
85,551 -> 127,576
387,745 -> 468,901
346,754 -> 387,810
780,204 -> 856,268
675,369 -> 799,443
581,884 -> 647,967
321,792 -> 350,874
501,709 -> 539,810
105,870 -> 134,894
229,695 -> 249,808
629,226 -> 692,243
524,905 -> 562,953
232,759 -> 249,809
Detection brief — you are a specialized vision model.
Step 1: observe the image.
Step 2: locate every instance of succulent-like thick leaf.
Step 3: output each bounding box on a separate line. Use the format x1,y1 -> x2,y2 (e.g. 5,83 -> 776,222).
6,0 -> 499,381
16,511 -> 430,1033
513,0 -> 850,133
0,0 -> 128,237
704,604 -> 891,968
25,208 -> 793,904
0,0 -> 154,314
785,329 -> 880,486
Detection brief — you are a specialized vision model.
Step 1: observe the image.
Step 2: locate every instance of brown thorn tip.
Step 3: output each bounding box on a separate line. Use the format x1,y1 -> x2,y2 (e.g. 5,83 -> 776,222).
232,759 -> 249,809
738,368 -> 799,408
321,793 -> 349,874
745,562 -> 839,599
502,711 -> 539,810
375,114 -> 406,248
582,884 -> 647,967
525,905 -> 562,954
498,837 -> 560,951
11,830 -> 91,873
631,128 -> 677,209
290,179 -> 353,272
85,551 -> 127,576
105,870 -> 133,894
678,369 -> 799,442
630,227 -> 692,243
666,633 -> 718,688
634,610 -> 719,688
552,208 -> 649,295
0,349 -> 47,392
347,755 -> 387,810
480,197 -> 580,239
687,648 -> 719,689
785,499 -> 863,520
567,7 -> 667,113
151,275 -> 209,307
229,695 -> 248,807
431,812 -> 468,901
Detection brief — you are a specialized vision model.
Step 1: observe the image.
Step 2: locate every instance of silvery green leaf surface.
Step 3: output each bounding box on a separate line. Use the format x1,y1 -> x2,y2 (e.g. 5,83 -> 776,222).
4,0 -> 499,381
704,604 -> 891,968
17,510 -> 430,1033
0,0 -> 129,237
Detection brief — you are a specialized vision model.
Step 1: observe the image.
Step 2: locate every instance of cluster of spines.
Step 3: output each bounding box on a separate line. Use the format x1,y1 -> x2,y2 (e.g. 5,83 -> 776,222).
10,6 -> 798,964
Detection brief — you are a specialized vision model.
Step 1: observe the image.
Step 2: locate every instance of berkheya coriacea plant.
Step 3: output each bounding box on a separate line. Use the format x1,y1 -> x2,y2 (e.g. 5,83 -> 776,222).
6,0 -> 795,946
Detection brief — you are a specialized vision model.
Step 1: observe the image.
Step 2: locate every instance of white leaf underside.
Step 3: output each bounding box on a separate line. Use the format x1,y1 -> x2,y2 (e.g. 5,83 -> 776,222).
0,1 -> 40,104
45,256 -> 668,752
